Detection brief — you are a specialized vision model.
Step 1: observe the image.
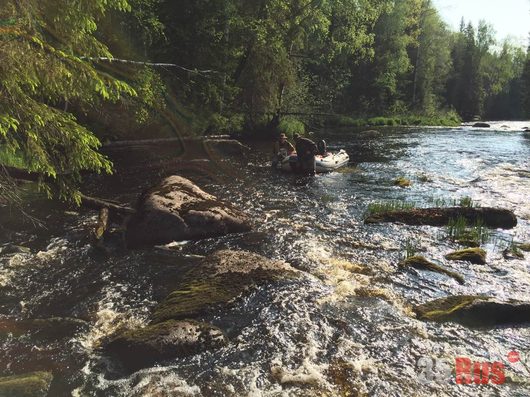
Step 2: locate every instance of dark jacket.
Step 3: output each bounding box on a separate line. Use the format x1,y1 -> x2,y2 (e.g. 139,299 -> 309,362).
295,137 -> 317,159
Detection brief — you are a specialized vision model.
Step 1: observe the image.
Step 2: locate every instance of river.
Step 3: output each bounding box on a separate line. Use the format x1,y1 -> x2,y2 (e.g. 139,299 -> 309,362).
1,122 -> 529,396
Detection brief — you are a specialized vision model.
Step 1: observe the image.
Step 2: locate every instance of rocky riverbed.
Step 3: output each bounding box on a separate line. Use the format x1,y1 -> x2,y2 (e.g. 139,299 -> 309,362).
0,123 -> 529,396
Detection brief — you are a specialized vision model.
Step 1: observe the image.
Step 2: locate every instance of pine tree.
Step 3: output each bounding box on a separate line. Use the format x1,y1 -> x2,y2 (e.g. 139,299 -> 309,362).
0,0 -> 137,202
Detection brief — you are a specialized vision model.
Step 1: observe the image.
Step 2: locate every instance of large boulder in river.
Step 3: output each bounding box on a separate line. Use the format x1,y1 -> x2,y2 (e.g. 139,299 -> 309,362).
106,320 -> 226,372
105,250 -> 297,371
414,295 -> 530,327
151,250 -> 298,324
126,176 -> 251,247
0,371 -> 53,397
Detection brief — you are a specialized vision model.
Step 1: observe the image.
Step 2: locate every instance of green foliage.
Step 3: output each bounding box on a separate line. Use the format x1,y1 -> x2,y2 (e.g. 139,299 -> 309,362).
447,216 -> 490,246
0,0 -> 140,202
327,110 -> 461,128
207,113 -> 245,134
458,196 -> 474,208
278,118 -> 305,139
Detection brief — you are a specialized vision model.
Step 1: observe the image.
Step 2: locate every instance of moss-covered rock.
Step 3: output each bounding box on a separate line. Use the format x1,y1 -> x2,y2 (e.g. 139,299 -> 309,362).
394,177 -> 411,188
0,372 -> 53,397
151,250 -> 298,324
518,243 -> 530,252
365,207 -> 517,229
414,295 -> 530,327
445,248 -> 486,265
106,319 -> 226,372
399,256 -> 464,284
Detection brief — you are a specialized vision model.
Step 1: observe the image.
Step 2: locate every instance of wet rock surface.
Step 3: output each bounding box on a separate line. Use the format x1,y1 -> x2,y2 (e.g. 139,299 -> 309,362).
414,295 -> 530,327
151,250 -> 298,324
126,176 -> 251,247
105,320 -> 227,372
0,371 -> 53,397
399,255 -> 464,284
204,139 -> 250,156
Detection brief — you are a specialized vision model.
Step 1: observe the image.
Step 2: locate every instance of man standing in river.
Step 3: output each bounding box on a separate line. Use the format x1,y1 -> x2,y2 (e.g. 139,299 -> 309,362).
294,133 -> 317,175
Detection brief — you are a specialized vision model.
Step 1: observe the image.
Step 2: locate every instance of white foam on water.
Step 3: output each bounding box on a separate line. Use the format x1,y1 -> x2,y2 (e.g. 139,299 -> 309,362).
78,286 -> 147,351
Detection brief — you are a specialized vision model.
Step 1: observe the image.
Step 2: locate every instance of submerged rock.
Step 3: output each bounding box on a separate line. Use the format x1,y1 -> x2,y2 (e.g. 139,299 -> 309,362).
151,250 -> 298,324
399,256 -> 464,284
414,295 -> 530,327
0,371 -> 53,397
473,122 -> 490,128
503,246 -> 525,260
358,130 -> 381,138
394,177 -> 411,188
204,138 -> 250,156
126,176 -> 251,247
106,320 -> 226,372
445,248 -> 486,265
365,207 -> 517,229
519,243 -> 530,252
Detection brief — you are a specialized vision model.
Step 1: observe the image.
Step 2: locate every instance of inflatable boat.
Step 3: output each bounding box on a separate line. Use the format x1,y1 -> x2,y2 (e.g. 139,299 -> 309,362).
278,149 -> 350,173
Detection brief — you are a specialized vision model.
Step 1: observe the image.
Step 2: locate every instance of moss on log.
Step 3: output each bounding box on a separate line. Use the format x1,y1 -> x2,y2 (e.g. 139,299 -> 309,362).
365,207 -> 517,229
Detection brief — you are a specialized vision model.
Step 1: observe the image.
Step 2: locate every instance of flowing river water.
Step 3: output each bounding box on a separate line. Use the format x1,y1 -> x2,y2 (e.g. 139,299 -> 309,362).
1,122 -> 530,396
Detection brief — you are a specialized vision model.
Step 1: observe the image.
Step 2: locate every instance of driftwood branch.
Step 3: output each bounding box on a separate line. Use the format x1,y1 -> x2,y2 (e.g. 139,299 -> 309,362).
2,166 -> 135,219
79,193 -> 135,217
82,57 -> 219,75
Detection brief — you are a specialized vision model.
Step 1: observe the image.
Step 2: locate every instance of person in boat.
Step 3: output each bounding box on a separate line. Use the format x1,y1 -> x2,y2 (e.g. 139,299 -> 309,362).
294,133 -> 318,175
317,139 -> 327,156
272,133 -> 295,167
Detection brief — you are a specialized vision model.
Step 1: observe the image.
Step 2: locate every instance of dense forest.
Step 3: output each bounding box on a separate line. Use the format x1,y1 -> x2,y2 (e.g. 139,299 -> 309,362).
1,0 -> 530,199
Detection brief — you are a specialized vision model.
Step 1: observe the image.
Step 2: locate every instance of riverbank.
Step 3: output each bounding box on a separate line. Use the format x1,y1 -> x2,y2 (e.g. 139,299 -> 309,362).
325,111 -> 462,128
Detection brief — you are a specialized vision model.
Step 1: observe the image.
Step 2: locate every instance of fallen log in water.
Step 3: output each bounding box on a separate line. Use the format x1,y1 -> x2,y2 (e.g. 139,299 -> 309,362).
365,207 -> 517,229
79,194 -> 135,218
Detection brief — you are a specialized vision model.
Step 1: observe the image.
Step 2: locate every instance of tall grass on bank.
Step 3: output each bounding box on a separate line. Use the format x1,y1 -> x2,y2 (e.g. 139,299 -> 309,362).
328,111 -> 461,128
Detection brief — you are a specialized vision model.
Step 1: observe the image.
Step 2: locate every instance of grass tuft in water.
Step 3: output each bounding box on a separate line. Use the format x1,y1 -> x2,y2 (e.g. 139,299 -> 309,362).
367,200 -> 416,215
447,216 -> 490,246
403,238 -> 419,259
428,195 -> 477,208
458,196 -> 475,208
